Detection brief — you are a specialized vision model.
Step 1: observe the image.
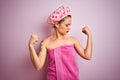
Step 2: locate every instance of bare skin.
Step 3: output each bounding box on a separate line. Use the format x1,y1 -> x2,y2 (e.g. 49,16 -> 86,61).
28,17 -> 93,70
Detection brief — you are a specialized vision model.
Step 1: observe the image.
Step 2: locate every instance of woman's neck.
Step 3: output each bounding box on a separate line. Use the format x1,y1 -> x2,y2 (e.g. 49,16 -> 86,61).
52,29 -> 65,40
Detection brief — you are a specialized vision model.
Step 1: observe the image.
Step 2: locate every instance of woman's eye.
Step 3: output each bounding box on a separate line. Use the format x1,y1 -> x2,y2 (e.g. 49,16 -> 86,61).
66,25 -> 68,27
65,24 -> 71,27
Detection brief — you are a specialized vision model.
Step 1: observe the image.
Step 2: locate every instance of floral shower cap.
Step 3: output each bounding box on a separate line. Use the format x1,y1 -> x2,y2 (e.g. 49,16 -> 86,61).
48,6 -> 71,25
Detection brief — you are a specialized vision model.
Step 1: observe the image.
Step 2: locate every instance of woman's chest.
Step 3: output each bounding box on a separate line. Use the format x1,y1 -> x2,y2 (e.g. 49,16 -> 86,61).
46,38 -> 74,50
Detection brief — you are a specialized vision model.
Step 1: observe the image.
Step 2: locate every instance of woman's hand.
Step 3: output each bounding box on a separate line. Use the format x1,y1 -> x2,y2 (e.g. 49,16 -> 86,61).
82,26 -> 91,36
29,34 -> 39,46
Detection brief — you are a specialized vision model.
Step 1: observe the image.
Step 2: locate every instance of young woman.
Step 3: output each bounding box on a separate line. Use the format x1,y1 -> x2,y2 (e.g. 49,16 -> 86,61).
28,6 -> 93,80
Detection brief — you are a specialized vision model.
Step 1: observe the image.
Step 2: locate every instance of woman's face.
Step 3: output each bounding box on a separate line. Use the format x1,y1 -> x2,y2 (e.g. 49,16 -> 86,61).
56,17 -> 72,35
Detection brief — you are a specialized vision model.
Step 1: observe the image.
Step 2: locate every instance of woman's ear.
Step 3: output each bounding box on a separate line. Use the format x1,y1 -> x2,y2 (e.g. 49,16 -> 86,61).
54,21 -> 59,28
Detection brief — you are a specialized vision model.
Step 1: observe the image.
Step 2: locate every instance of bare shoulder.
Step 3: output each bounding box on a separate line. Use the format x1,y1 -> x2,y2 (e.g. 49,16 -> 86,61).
68,36 -> 79,43
40,36 -> 51,46
38,37 -> 51,50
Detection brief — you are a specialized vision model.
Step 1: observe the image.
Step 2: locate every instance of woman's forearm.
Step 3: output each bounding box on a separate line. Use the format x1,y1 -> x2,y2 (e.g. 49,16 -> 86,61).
84,34 -> 93,59
29,44 -> 41,70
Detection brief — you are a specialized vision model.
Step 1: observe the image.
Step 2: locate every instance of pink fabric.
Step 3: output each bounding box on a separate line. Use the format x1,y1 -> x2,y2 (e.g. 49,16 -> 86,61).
47,45 -> 79,80
48,6 -> 71,25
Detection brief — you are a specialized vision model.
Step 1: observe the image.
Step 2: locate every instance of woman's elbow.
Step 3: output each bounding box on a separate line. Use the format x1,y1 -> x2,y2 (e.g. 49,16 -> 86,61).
80,55 -> 92,60
33,63 -> 43,71
86,57 -> 92,60
86,56 -> 92,60
36,68 -> 41,71
83,54 -> 92,60
35,66 -> 42,71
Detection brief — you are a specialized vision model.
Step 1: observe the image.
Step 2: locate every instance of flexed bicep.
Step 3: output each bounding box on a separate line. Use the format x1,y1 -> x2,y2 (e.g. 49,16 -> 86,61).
72,37 -> 90,60
73,38 -> 86,59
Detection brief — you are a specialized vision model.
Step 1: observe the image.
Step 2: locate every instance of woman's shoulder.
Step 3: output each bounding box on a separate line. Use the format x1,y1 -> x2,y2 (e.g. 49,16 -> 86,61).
67,36 -> 78,41
66,36 -> 81,46
41,36 -> 51,43
63,36 -> 78,45
39,36 -> 51,46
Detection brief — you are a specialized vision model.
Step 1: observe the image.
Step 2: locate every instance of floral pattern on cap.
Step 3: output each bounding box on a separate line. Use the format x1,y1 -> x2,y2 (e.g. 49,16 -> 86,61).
48,6 -> 71,25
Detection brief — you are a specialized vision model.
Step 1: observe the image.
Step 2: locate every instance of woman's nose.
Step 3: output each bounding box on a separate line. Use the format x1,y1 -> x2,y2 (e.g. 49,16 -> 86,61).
68,27 -> 71,30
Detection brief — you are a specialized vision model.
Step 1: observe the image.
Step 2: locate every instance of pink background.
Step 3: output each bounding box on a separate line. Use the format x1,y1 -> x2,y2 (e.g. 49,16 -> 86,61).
0,0 -> 120,80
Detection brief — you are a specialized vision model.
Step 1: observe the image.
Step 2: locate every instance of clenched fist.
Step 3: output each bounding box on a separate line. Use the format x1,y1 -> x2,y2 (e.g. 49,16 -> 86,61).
29,34 -> 39,46
82,26 -> 91,36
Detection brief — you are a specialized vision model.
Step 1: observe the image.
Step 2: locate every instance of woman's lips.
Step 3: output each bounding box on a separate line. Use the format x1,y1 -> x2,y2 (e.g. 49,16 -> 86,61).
66,31 -> 69,33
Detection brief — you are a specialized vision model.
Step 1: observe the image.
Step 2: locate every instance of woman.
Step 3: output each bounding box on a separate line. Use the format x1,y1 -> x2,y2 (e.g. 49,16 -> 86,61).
28,6 -> 93,80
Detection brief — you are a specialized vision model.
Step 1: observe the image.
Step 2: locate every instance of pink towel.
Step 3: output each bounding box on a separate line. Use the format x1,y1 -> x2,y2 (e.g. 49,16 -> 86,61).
47,44 -> 79,80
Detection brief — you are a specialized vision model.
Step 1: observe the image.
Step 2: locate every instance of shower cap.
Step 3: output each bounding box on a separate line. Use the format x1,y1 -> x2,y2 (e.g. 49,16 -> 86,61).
48,5 -> 71,25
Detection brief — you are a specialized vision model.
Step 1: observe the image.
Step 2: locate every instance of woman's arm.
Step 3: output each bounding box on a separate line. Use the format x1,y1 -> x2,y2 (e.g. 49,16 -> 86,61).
73,26 -> 93,60
28,35 -> 47,70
